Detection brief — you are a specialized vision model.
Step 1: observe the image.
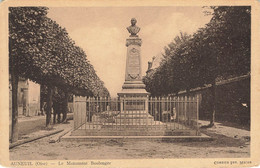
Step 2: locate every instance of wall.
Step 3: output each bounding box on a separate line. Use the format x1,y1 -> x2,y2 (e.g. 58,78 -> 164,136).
178,77 -> 250,126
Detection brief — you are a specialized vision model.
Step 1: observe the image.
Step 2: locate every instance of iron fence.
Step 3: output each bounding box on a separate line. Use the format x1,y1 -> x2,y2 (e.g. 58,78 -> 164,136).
73,95 -> 199,136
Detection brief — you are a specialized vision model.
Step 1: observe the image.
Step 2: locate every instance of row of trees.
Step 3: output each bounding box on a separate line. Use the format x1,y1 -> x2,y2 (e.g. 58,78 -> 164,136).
9,7 -> 109,142
143,6 -> 250,126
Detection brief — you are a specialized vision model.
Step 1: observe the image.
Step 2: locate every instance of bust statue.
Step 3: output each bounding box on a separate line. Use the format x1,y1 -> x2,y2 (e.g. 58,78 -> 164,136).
127,18 -> 140,37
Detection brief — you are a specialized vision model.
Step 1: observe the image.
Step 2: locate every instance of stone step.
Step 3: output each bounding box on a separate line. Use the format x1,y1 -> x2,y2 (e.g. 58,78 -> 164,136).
113,121 -> 163,125
81,122 -> 189,130
80,126 -> 167,130
101,125 -> 166,130
117,112 -> 151,114
102,122 -> 165,125
115,116 -> 154,119
90,120 -> 160,125
117,113 -> 152,117
114,122 -> 162,125
114,118 -> 161,124
115,111 -> 154,119
71,129 -> 197,136
119,111 -> 147,114
83,121 -> 165,126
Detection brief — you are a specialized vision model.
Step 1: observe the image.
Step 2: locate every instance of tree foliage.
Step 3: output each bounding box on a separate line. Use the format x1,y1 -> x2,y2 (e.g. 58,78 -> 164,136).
143,6 -> 250,126
9,7 -> 110,136
144,6 -> 250,96
9,7 -> 109,96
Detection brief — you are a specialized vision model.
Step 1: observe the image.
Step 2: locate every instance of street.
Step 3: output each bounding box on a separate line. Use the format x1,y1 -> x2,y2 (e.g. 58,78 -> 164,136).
18,116 -> 46,138
10,121 -> 250,160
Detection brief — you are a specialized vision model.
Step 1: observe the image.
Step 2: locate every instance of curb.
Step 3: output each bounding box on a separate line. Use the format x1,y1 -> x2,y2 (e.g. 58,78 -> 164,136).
49,128 -> 73,143
61,131 -> 213,142
9,129 -> 64,149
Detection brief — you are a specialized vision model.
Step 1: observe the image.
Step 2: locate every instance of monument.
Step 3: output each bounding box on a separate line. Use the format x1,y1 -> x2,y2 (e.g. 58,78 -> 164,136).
118,18 -> 150,110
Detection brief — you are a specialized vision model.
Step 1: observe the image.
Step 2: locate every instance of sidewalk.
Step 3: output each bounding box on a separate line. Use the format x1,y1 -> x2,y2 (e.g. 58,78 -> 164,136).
18,115 -> 46,123
18,120 -> 73,140
10,115 -> 73,148
17,115 -> 46,137
198,120 -> 250,140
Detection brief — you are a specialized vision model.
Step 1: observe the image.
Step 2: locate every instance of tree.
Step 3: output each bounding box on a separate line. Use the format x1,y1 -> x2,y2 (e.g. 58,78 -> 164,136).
144,32 -> 192,96
9,7 -> 109,141
200,6 -> 250,126
143,6 -> 250,126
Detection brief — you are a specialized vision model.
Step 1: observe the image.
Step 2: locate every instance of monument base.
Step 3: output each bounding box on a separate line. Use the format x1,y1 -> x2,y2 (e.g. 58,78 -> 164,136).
118,80 -> 150,97
117,88 -> 150,97
122,81 -> 146,89
117,82 -> 150,111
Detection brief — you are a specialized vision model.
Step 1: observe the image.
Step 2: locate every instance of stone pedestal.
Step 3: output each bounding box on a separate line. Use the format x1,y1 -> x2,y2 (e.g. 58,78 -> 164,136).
118,35 -> 149,111
118,37 -> 149,93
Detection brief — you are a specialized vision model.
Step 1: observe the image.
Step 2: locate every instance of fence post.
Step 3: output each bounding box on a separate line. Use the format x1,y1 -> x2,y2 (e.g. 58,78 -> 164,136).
80,96 -> 82,128
177,96 -> 180,128
118,97 -> 121,128
184,96 -> 187,127
145,95 -> 149,127
123,95 -> 126,129
87,97 -> 90,129
169,97 -> 172,130
196,94 -> 200,135
73,95 -> 76,129
120,97 -> 123,113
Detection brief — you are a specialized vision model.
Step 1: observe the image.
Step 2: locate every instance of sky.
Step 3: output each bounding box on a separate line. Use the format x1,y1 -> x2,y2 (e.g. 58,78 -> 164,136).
47,7 -> 212,97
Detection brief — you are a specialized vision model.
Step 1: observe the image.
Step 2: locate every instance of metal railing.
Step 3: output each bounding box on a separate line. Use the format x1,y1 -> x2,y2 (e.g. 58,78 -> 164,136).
73,95 -> 199,134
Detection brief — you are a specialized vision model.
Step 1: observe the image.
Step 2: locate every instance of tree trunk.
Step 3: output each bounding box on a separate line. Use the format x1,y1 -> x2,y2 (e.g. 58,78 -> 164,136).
175,92 -> 179,96
209,81 -> 216,126
62,91 -> 69,123
186,89 -> 190,96
40,85 -> 44,115
11,73 -> 19,143
46,86 -> 53,128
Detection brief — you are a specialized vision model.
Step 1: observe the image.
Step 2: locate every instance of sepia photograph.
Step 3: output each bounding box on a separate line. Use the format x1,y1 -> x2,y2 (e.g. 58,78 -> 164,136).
0,0 -> 259,167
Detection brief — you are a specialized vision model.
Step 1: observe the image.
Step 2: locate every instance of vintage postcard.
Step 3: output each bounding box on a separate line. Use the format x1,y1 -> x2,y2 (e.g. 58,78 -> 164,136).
0,0 -> 260,167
